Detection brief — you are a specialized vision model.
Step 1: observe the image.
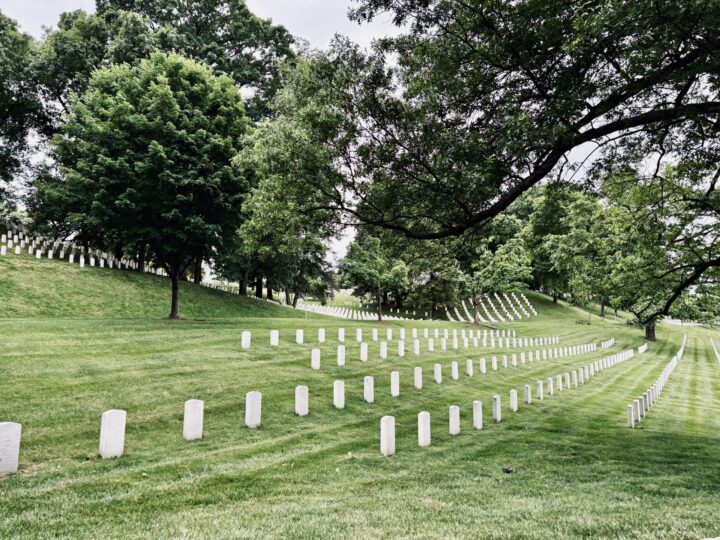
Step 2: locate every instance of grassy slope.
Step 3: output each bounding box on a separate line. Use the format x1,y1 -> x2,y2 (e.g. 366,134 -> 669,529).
0,265 -> 719,538
0,250 -> 306,319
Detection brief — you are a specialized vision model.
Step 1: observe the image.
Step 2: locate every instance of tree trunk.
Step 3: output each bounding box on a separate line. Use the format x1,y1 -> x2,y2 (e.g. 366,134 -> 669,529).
169,273 -> 180,320
644,323 -> 656,341
240,270 -> 249,295
395,295 -> 403,309
431,302 -> 437,319
600,299 -> 606,318
255,276 -> 263,298
193,255 -> 202,284
377,295 -> 383,322
382,290 -> 388,307
267,281 -> 274,301
473,300 -> 480,325
285,289 -> 291,305
292,293 -> 299,308
137,243 -> 146,273
552,292 -> 558,303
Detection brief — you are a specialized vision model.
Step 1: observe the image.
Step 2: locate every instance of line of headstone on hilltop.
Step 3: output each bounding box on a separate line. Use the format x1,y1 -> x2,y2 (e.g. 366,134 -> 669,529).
2,220 -> 541,321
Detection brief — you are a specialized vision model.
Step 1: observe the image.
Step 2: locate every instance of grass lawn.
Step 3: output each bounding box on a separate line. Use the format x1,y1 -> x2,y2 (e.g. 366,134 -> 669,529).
1,256 -> 719,538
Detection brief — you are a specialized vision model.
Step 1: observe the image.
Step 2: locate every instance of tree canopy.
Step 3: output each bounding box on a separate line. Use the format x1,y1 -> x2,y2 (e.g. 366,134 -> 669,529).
47,52 -> 249,318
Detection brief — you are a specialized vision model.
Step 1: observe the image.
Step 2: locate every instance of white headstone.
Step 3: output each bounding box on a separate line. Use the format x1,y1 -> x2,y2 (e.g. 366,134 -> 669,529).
418,411 -> 431,447
356,328 -> 363,342
337,345 -> 346,366
414,366 -> 422,389
379,341 -> 388,359
451,361 -> 459,380
245,391 -> 262,428
427,338 -> 434,352
296,329 -> 304,344
390,371 -> 400,397
473,400 -> 483,430
99,409 -> 126,459
510,389 -> 518,412
449,405 -> 460,435
547,377 -> 554,396
380,416 -> 395,456
241,331 -> 251,349
0,246 -> 5,256
311,348 -> 321,370
333,381 -> 345,409
397,340 -> 405,357
360,342 -> 368,362
0,422 -> 22,474
466,359 -> 474,377
338,328 -> 345,342
295,385 -> 309,416
413,339 -> 420,355
480,358 -> 487,374
318,328 -> 326,343
434,363 -> 442,384
270,330 -> 279,346
492,395 -> 501,423
627,404 -> 635,428
183,399 -> 204,441
372,328 -> 378,341
364,376 -> 375,403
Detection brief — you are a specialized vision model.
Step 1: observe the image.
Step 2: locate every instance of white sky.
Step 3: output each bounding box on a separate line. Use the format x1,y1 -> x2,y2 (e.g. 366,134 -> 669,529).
0,0 -> 398,48
0,0 -> 392,262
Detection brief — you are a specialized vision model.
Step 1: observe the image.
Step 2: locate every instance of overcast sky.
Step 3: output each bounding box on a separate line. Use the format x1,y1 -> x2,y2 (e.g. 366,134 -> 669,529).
0,0 -> 398,48
0,0 -> 392,262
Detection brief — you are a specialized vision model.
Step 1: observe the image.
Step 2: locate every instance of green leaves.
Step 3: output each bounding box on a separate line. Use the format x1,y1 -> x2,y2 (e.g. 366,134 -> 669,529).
49,52 -> 249,316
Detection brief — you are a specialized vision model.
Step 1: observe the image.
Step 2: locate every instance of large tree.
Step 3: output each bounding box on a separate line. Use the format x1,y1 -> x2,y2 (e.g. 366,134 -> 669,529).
95,0 -> 295,120
0,12 -> 43,212
279,1 -> 720,240
49,52 -> 249,318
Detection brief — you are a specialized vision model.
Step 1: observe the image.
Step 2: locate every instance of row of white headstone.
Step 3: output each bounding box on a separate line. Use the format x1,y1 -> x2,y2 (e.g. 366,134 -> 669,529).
0,229 -> 155,273
240,327 -> 560,350
380,347 -> 638,455
297,301 -> 420,321
601,337 -> 615,349
308,339 -> 599,369
0,393 -> 265,471
0,341 -> 629,471
627,336 -> 685,428
450,291 -> 537,324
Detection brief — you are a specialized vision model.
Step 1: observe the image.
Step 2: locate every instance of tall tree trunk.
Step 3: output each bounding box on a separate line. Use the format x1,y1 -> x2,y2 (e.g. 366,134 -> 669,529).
431,302 -> 437,319
644,322 -> 656,341
377,293 -> 383,322
169,272 -> 180,320
292,293 -> 299,308
267,281 -> 274,301
285,289 -> 291,305
552,291 -> 559,303
255,276 -> 263,298
193,255 -> 202,284
395,295 -> 403,309
600,299 -> 606,318
240,270 -> 249,295
473,300 -> 480,325
137,243 -> 146,273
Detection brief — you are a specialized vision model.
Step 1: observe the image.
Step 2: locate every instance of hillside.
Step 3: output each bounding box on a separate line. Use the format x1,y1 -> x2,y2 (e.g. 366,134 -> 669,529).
0,251 -> 306,319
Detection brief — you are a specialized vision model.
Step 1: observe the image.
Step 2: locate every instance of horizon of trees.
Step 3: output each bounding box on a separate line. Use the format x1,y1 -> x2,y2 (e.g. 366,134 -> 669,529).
0,0 -> 719,337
